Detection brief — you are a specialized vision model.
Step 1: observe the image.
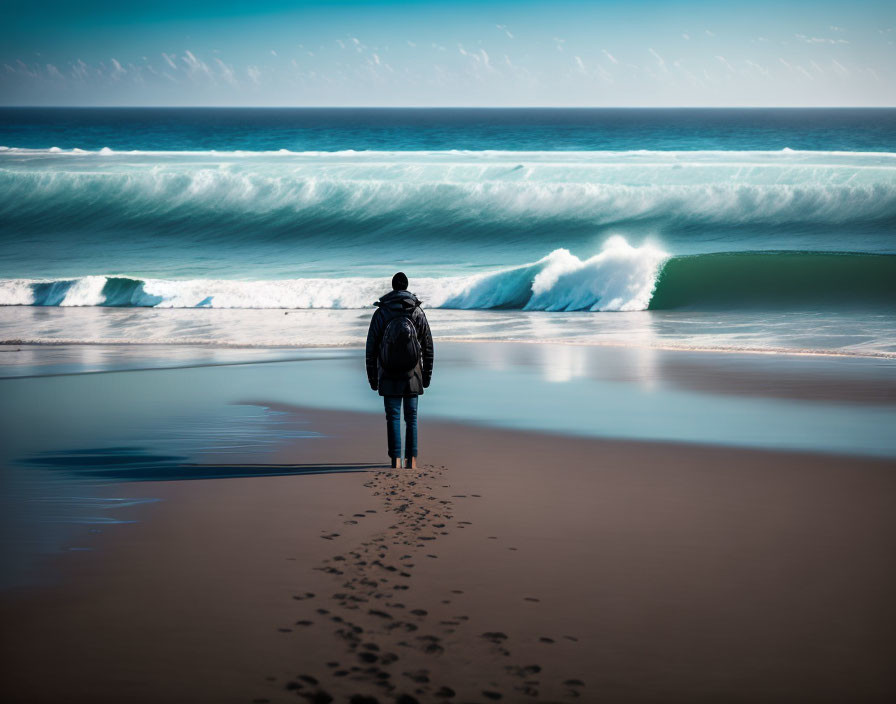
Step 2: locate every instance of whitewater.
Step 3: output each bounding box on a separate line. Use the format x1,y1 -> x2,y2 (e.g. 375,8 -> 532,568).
2,149 -> 895,243
1,107 -> 894,356
0,237 -> 671,311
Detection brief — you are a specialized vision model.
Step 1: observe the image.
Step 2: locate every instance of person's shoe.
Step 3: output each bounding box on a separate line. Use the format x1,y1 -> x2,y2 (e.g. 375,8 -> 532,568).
405,457 -> 418,469
390,457 -> 401,469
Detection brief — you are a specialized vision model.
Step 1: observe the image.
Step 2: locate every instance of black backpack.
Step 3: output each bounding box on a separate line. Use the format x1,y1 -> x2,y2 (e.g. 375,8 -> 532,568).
380,313 -> 422,373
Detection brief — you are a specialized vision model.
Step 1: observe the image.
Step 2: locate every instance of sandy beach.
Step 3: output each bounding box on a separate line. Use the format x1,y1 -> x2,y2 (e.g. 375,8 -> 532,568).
2,400 -> 894,704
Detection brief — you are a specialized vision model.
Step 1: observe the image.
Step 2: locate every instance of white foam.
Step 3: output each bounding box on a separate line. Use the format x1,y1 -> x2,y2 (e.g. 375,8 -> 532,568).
527,237 -> 668,311
2,148 -> 892,230
0,238 -> 670,312
0,279 -> 36,305
60,276 -> 108,306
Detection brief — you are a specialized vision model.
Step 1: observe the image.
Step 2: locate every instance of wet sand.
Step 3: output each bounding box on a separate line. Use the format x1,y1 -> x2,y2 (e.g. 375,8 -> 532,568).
2,404 -> 895,703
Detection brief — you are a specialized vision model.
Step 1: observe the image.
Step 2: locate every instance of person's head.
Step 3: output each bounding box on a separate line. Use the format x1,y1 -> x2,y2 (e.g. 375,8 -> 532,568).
391,271 -> 409,291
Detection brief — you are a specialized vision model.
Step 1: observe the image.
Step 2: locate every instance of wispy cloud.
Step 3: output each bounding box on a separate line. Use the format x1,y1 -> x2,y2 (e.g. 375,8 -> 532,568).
1,5 -> 891,108
182,50 -> 212,80
109,58 -> 126,80
715,55 -> 735,73
648,48 -> 668,73
795,33 -> 849,45
214,57 -> 238,86
745,59 -> 769,76
779,57 -> 813,80
71,59 -> 89,80
831,59 -> 850,77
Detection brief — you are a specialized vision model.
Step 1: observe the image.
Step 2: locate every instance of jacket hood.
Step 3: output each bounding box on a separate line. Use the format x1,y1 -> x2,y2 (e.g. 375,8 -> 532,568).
375,289 -> 421,311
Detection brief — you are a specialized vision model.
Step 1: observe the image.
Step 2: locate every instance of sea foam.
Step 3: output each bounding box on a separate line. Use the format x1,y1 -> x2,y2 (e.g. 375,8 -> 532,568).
0,238 -> 669,312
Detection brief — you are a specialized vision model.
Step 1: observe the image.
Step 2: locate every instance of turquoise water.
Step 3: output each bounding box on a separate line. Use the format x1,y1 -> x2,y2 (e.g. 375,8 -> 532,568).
1,108 -> 894,352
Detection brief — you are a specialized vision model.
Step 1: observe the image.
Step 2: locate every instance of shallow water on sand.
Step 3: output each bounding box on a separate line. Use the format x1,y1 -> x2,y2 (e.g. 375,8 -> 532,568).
2,341 -> 894,587
2,306 -> 895,359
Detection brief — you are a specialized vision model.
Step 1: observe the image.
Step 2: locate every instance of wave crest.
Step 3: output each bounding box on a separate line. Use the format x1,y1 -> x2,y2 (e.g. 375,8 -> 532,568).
3,240 -> 894,312
2,150 -> 895,239
0,238 -> 668,312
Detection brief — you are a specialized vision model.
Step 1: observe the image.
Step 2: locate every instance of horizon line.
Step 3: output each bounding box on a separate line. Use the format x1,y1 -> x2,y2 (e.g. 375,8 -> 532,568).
3,104 -> 896,110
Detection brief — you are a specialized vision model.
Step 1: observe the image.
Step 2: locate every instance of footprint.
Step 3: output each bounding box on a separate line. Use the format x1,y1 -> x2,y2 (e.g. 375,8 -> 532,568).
417,635 -> 444,654
481,632 -> 508,643
506,664 -> 541,677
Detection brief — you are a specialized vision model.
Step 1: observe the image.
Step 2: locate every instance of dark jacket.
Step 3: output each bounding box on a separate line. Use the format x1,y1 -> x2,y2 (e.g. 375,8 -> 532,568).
366,289 -> 434,396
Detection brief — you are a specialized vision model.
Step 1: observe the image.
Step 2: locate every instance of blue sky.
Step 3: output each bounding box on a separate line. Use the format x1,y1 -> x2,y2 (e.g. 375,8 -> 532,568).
2,1 -> 893,106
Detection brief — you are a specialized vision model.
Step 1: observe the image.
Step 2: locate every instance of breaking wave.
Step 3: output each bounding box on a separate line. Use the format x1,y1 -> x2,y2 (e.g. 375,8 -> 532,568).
1,149 -> 895,241
2,239 -> 893,312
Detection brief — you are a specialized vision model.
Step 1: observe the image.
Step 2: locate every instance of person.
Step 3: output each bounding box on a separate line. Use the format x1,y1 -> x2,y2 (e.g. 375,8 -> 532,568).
366,272 -> 434,469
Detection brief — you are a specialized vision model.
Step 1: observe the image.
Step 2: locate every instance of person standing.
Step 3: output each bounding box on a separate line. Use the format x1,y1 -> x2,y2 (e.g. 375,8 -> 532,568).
366,272 -> 434,469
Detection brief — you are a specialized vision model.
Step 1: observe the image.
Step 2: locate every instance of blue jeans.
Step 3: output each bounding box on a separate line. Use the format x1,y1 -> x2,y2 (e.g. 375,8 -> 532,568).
383,395 -> 418,459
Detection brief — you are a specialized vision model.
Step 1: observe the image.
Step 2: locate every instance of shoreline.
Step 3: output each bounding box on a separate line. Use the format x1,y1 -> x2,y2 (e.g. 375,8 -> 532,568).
2,404 -> 894,703
2,340 -> 894,458
3,335 -> 895,360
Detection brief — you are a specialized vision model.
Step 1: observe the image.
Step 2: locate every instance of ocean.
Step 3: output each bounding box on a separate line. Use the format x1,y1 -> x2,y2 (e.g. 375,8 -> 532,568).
1,107 -> 895,355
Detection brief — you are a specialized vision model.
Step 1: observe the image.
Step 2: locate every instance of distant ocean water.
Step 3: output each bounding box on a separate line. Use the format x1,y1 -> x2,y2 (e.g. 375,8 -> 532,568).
1,108 -> 894,355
